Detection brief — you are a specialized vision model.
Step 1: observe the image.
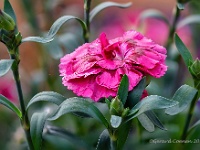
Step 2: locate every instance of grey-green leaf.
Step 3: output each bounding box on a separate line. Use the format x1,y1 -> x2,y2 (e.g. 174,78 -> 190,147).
26,91 -> 66,110
30,112 -> 50,150
175,34 -> 193,67
90,2 -> 132,22
177,15 -> 200,29
137,113 -> 155,132
116,122 -> 131,150
45,125 -> 92,150
117,74 -> 129,105
96,129 -> 110,150
127,77 -> 146,108
139,9 -> 169,26
22,16 -> 86,44
4,0 -> 17,24
48,97 -> 109,128
0,59 -> 14,77
0,94 -> 22,119
188,120 -> 200,136
110,115 -> 122,128
125,95 -> 178,122
145,110 -> 166,130
165,84 -> 197,115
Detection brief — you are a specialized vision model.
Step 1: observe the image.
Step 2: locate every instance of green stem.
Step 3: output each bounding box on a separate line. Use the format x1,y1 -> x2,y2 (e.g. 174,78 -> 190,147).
165,5 -> 181,50
84,0 -> 92,42
10,53 -> 34,150
181,91 -> 199,140
111,139 -> 117,150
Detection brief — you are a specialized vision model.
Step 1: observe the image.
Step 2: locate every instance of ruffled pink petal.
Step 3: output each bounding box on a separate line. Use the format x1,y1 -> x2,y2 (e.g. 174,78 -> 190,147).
96,70 -> 121,90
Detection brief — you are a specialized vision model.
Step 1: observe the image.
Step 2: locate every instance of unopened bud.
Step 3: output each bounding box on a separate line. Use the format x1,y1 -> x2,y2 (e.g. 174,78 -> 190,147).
0,10 -> 15,31
189,58 -> 200,90
110,96 -> 124,116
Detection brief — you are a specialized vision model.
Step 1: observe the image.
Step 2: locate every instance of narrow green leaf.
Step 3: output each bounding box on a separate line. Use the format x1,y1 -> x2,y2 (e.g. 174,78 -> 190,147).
145,110 -> 167,130
0,94 -> 22,119
165,85 -> 197,115
0,59 -> 14,77
96,129 -> 110,150
139,9 -> 169,26
45,125 -> 92,150
117,74 -> 129,105
4,0 -> 17,24
177,15 -> 200,29
48,97 -> 109,128
175,34 -> 193,67
22,16 -> 87,44
187,120 -> 200,136
137,113 -> 155,132
110,115 -> 122,128
26,91 -> 66,110
30,112 -> 50,150
116,122 -> 131,150
90,2 -> 132,22
177,3 -> 185,10
125,95 -> 178,122
44,38 -> 63,59
126,77 -> 146,108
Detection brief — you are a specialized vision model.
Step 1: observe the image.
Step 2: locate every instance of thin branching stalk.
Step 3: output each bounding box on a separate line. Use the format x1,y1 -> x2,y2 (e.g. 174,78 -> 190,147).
181,91 -> 200,140
84,0 -> 92,42
10,51 -> 34,150
165,5 -> 181,50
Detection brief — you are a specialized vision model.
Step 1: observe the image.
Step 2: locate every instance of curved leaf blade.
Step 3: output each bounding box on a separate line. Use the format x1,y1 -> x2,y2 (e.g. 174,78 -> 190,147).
48,97 -> 109,128
22,16 -> 86,44
0,59 -> 14,77
90,2 -> 132,22
110,115 -> 122,128
188,119 -> 200,136
45,125 -> 92,150
138,9 -> 169,26
0,94 -> 22,119
4,0 -> 17,24
116,122 -> 131,150
145,110 -> 166,130
117,74 -> 129,105
96,129 -> 110,150
30,112 -> 50,150
177,15 -> 200,29
126,77 -> 146,108
26,91 -> 66,110
137,113 -> 155,132
165,85 -> 197,115
125,95 -> 178,122
175,34 -> 193,67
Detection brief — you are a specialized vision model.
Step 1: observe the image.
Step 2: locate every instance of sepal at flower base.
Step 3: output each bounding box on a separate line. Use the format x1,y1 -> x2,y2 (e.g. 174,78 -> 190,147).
189,59 -> 200,90
0,10 -> 22,51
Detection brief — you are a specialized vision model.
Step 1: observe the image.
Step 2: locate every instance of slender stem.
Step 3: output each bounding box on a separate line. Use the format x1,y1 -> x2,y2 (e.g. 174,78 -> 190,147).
111,139 -> 117,150
84,0 -> 92,42
165,5 -> 181,50
181,91 -> 199,140
10,53 -> 34,150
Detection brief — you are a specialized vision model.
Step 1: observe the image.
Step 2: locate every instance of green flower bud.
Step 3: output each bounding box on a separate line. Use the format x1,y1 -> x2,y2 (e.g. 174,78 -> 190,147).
189,58 -> 200,90
0,10 -> 21,51
0,10 -> 15,31
110,96 -> 124,116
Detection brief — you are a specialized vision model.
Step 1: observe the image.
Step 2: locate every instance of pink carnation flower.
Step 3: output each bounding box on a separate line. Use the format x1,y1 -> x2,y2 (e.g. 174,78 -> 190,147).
0,76 -> 17,103
59,30 -> 167,101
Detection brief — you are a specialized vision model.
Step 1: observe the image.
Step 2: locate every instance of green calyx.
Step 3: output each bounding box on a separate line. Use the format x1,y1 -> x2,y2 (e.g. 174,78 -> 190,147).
0,9 -> 15,31
0,10 -> 21,51
189,58 -> 200,90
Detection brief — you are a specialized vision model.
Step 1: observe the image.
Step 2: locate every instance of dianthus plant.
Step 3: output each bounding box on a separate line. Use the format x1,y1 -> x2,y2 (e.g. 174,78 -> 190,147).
0,0 -> 199,150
